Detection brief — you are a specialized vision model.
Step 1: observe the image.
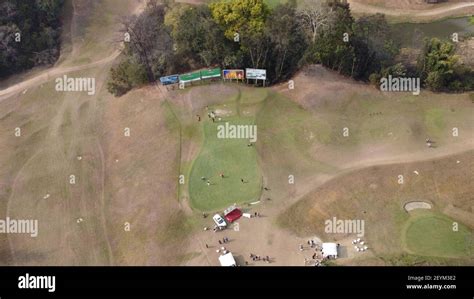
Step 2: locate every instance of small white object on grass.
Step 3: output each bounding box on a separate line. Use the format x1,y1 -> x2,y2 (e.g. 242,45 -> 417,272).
77,156 -> 82,161
413,170 -> 419,175
43,193 -> 50,199
115,159 -> 119,163
456,160 -> 461,164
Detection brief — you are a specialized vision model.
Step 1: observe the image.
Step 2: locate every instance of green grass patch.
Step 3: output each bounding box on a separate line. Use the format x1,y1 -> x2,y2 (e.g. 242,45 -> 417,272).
404,212 -> 473,258
189,116 -> 262,211
424,108 -> 445,136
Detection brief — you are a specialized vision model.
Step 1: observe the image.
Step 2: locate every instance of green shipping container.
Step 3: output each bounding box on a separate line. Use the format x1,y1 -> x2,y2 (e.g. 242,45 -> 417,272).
179,71 -> 202,83
200,68 -> 221,80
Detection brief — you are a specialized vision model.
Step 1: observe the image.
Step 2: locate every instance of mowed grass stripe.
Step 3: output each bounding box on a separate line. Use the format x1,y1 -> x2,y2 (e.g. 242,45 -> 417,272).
189,116 -> 262,211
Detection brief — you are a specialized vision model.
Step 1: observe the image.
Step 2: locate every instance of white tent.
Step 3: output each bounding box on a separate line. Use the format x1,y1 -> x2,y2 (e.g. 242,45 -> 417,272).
219,252 -> 237,266
322,243 -> 338,259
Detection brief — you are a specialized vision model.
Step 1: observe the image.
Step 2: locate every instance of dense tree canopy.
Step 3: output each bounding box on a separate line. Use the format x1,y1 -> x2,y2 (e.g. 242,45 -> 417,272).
418,38 -> 472,92
209,0 -> 270,40
107,0 -> 471,96
0,0 -> 64,78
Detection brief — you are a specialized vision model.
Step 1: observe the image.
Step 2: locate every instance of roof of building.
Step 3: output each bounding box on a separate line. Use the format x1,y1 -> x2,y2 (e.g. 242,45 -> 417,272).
322,243 -> 338,258
219,252 -> 236,266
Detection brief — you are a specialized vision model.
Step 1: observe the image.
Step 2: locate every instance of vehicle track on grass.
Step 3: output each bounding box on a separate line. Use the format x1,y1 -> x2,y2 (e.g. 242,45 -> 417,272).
4,150 -> 44,264
96,137 -> 115,265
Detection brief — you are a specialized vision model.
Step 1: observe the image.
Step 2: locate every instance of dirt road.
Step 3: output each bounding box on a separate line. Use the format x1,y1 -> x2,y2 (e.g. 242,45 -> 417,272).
0,0 -> 147,102
349,0 -> 474,21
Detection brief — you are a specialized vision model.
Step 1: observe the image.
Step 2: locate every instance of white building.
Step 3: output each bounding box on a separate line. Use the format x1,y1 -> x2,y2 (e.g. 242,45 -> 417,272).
219,252 -> 237,266
322,243 -> 338,259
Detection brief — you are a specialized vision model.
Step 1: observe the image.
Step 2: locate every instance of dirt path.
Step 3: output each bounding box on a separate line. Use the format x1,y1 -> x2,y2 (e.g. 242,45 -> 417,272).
349,0 -> 474,21
0,51 -> 121,101
0,0 -> 147,102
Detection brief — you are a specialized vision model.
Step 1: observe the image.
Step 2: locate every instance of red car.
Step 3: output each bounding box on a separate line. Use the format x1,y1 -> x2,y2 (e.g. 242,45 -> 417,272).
224,207 -> 242,223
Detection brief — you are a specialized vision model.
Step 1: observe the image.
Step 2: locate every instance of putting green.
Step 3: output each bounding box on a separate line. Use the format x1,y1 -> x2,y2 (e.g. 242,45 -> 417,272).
404,212 -> 473,258
189,115 -> 262,211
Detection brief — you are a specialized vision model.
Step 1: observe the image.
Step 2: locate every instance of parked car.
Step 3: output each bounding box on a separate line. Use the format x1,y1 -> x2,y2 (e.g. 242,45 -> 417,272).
213,214 -> 227,228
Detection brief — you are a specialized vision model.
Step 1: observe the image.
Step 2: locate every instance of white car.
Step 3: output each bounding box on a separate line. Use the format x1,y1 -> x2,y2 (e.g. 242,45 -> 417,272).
213,214 -> 227,228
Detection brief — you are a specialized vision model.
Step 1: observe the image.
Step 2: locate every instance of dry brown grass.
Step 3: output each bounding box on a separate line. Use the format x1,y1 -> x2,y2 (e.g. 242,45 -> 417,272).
351,0 -> 469,10
278,150 -> 474,263
101,85 -> 198,265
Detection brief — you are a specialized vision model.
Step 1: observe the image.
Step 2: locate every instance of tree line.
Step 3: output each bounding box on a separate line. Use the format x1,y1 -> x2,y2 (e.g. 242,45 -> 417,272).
107,0 -> 473,96
0,0 -> 64,79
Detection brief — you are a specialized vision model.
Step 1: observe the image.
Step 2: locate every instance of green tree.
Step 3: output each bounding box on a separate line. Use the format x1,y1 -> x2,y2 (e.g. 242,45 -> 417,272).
107,60 -> 147,97
381,63 -> 407,78
353,14 -> 399,73
0,0 -> 64,79
121,3 -> 173,82
265,2 -> 307,82
209,0 -> 270,40
418,38 -> 459,91
307,2 -> 356,77
170,5 -> 234,67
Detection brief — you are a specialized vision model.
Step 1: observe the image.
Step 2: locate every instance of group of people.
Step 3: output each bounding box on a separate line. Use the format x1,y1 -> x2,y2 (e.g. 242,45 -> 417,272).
202,173 -> 244,186
301,239 -> 324,266
307,239 -> 320,249
196,106 -> 221,123
300,239 -> 320,251
249,253 -> 271,264
218,237 -> 230,244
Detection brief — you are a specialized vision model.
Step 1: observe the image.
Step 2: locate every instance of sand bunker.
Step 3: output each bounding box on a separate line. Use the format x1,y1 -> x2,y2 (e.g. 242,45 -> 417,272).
404,201 -> 432,212
214,108 -> 233,117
